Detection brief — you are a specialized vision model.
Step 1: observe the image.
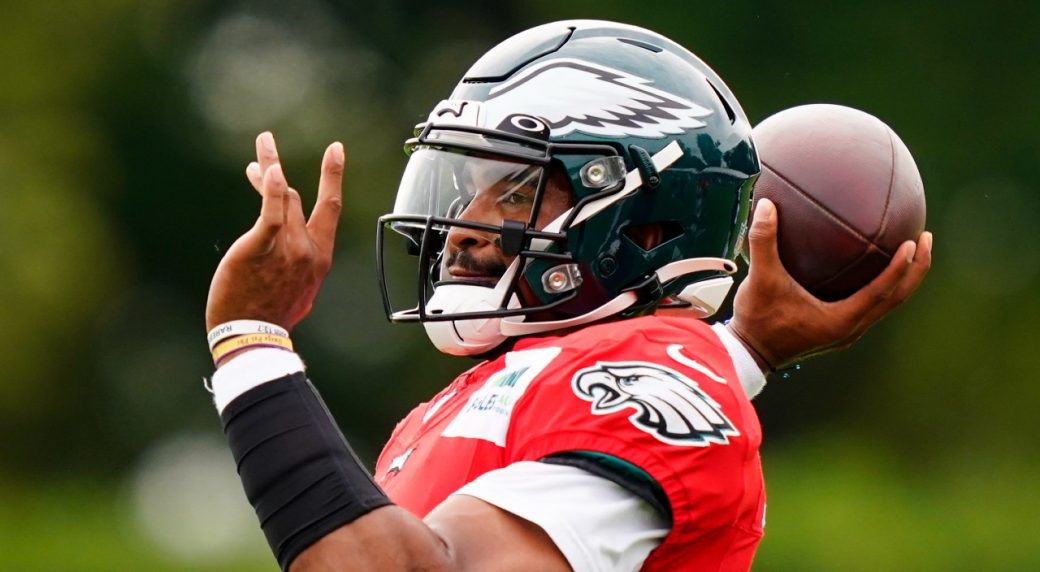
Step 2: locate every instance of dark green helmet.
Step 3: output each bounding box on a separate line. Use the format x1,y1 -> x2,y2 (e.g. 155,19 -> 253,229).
377,20 -> 759,355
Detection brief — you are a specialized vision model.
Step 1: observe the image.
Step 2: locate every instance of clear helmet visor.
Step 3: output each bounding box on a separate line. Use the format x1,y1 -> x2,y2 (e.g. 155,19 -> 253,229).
391,147 -> 545,237
382,146 -> 550,318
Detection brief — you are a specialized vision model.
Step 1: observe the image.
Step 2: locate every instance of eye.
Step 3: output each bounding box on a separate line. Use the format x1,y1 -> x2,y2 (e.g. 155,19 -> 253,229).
497,188 -> 533,207
504,191 -> 530,204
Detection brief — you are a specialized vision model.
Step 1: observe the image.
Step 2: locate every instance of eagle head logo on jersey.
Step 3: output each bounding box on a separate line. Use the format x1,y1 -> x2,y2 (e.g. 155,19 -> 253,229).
572,362 -> 739,446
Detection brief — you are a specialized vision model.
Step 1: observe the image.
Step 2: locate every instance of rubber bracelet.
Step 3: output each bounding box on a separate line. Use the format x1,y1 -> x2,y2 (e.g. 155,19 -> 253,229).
207,320 -> 290,351
212,333 -> 294,366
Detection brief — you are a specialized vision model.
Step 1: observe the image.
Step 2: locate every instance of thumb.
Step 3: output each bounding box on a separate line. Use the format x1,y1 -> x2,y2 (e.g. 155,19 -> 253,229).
746,198 -> 783,275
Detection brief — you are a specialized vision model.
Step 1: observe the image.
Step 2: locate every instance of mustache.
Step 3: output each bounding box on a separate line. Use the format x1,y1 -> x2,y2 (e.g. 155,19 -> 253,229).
442,249 -> 509,277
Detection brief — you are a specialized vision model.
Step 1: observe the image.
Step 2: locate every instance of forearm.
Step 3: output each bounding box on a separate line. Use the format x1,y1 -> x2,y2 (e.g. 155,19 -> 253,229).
290,506 -> 453,572
211,351 -> 460,571
219,372 -> 392,568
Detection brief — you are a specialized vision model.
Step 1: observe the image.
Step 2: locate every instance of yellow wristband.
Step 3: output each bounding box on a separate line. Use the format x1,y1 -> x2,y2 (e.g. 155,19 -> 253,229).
212,333 -> 294,366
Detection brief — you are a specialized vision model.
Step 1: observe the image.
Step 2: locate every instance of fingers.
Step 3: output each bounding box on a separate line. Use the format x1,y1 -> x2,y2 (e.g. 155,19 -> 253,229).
307,142 -> 345,255
256,163 -> 288,244
893,231 -> 933,301
256,131 -> 280,176
286,187 -> 307,232
246,162 -> 263,194
836,236 -> 923,338
247,131 -> 279,196
248,136 -> 344,265
251,132 -> 300,231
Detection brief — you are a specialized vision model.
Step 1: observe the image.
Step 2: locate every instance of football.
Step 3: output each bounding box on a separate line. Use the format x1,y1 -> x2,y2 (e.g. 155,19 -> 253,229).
750,104 -> 926,301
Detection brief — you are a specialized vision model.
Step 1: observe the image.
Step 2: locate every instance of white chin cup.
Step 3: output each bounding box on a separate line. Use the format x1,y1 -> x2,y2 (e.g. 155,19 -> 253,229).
422,283 -> 520,356
674,276 -> 734,319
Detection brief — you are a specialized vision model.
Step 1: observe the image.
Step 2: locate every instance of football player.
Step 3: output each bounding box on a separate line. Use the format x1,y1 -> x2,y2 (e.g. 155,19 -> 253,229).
205,20 -> 931,572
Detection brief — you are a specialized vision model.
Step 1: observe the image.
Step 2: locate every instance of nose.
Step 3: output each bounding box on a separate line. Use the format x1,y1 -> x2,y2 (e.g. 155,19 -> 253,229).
445,200 -> 499,253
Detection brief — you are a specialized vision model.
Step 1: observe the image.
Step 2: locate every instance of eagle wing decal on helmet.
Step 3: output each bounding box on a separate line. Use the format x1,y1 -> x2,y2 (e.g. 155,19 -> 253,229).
485,58 -> 712,138
572,361 -> 738,446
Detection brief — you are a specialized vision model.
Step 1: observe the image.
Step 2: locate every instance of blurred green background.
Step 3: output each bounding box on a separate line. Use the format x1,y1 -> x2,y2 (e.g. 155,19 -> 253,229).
1,1 -> 1036,570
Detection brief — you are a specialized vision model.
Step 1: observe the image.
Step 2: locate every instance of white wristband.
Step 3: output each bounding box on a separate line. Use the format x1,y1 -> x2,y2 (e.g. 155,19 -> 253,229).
711,323 -> 767,400
209,348 -> 306,414
207,320 -> 290,351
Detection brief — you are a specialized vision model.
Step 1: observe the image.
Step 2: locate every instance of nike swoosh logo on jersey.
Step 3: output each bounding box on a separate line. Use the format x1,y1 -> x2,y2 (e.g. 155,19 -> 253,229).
666,344 -> 727,384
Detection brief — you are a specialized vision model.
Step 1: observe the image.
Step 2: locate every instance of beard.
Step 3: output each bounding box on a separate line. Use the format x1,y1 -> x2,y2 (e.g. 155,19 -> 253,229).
440,249 -> 510,282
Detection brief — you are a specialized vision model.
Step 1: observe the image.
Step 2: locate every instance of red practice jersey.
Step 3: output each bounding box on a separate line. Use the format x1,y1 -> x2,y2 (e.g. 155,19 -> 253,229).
374,315 -> 765,571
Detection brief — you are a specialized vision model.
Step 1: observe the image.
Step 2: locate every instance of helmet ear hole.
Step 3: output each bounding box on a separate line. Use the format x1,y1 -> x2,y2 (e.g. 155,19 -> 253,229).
623,220 -> 683,252
706,80 -> 737,124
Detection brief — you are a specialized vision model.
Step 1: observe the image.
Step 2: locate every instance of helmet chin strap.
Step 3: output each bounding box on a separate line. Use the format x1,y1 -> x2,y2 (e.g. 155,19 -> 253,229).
424,256 -> 736,355
422,140 -> 731,356
500,257 -> 737,337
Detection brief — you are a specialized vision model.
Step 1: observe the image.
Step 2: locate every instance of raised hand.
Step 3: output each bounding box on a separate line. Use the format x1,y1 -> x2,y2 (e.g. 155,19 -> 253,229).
205,132 -> 345,333
727,199 -> 933,371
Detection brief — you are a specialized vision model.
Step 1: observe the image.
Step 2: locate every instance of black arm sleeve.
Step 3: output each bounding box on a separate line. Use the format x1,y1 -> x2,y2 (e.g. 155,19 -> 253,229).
220,372 -> 392,571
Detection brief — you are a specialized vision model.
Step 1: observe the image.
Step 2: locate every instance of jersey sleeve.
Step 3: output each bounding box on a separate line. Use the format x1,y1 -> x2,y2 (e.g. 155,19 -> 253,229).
452,461 -> 668,572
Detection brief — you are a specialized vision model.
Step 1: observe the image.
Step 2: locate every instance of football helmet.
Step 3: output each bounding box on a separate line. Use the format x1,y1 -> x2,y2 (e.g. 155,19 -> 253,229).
377,20 -> 759,355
